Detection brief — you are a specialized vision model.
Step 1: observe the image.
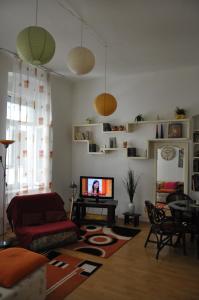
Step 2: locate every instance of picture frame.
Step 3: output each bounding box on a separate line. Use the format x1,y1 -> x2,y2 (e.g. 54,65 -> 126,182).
168,123 -> 182,138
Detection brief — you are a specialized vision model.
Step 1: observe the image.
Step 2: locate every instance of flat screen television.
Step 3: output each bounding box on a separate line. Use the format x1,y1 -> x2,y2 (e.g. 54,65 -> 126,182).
80,176 -> 114,201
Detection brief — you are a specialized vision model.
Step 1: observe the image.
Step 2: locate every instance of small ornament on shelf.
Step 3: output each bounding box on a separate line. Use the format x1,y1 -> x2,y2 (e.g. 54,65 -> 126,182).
134,114 -> 144,122
156,124 -> 159,138
109,137 -> 117,148
160,124 -> 164,138
175,107 -> 186,119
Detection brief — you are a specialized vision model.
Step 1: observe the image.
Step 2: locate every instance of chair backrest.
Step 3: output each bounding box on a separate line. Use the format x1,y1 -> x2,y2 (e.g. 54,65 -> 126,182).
166,192 -> 193,204
145,200 -> 166,225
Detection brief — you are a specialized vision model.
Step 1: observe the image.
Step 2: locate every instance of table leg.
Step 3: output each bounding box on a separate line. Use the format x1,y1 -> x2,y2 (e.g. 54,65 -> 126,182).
75,204 -> 81,228
134,215 -> 139,227
124,215 -> 129,224
107,206 -> 115,227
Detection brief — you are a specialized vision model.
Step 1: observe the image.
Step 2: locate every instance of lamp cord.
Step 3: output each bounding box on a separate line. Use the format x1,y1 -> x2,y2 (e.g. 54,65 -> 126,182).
105,44 -> 107,93
80,20 -> 83,47
0,159 -> 5,173
35,0 -> 38,26
57,0 -> 106,48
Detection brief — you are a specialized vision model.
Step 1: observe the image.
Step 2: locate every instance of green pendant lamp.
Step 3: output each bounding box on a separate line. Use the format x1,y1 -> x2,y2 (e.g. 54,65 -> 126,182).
67,20 -> 95,75
16,0 -> 55,65
93,45 -> 117,116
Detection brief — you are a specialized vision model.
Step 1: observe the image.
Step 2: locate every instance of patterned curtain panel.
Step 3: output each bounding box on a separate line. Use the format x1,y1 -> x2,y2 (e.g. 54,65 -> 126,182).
6,61 -> 53,201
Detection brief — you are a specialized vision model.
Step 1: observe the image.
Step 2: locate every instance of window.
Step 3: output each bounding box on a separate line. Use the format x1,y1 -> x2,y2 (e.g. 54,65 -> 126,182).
6,62 -> 53,197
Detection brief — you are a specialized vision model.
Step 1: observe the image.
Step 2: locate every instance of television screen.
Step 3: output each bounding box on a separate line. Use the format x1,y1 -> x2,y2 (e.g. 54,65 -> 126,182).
80,176 -> 114,200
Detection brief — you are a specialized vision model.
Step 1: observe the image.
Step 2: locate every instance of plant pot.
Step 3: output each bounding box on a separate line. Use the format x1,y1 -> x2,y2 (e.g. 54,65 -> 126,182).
175,114 -> 185,119
128,203 -> 135,214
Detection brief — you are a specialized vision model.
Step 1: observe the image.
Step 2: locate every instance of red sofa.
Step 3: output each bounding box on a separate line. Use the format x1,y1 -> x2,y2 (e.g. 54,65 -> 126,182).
7,192 -> 78,250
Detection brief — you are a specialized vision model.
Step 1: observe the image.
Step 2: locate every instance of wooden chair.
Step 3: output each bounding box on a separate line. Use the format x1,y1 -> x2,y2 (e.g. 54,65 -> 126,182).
144,200 -> 187,259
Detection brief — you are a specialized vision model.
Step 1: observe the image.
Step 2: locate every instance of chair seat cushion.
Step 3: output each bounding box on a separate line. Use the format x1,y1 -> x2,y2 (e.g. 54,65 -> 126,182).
0,247 -> 48,288
16,220 -> 78,248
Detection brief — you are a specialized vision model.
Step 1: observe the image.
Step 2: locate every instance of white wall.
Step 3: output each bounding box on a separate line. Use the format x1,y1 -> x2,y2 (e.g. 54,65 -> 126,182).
72,66 -> 199,220
51,75 -> 73,209
157,148 -> 184,182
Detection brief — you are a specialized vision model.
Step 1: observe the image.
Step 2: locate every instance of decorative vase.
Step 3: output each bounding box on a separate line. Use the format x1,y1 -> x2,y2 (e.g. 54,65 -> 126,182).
128,203 -> 135,214
155,124 -> 159,138
160,123 -> 164,138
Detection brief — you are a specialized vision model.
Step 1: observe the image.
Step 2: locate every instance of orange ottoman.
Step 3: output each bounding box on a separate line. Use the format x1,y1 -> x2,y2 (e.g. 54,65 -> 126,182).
0,247 -> 48,300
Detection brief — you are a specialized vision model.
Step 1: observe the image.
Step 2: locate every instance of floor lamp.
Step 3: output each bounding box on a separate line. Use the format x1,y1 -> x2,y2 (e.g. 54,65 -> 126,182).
0,139 -> 14,248
69,181 -> 77,220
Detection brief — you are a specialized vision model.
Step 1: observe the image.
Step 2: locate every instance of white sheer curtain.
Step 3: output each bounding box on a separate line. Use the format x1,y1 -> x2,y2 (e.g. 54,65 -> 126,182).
6,60 -> 53,201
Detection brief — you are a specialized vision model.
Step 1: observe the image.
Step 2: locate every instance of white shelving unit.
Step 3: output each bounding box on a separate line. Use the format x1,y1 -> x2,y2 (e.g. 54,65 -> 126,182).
72,118 -> 191,158
192,115 -> 199,192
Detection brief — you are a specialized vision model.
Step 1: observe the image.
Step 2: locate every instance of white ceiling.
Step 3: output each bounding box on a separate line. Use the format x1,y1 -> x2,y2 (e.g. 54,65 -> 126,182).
0,0 -> 199,80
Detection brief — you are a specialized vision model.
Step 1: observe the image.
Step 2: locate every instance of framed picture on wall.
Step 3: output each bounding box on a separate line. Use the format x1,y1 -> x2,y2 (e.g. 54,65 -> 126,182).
168,123 -> 182,138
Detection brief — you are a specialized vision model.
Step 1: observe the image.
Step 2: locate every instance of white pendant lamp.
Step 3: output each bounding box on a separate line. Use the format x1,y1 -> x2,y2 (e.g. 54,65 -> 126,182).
16,0 -> 55,65
93,45 -> 117,116
67,21 -> 95,75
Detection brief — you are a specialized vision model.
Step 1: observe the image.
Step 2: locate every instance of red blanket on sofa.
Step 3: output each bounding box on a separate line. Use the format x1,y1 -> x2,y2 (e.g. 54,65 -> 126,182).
7,192 -> 78,248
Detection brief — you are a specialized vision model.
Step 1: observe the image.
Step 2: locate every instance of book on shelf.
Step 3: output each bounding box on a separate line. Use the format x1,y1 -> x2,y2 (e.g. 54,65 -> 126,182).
193,132 -> 199,143
193,159 -> 199,172
192,174 -> 199,191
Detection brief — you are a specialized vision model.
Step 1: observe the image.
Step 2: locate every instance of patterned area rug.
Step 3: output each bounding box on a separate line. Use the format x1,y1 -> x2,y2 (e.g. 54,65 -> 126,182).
45,250 -> 102,300
66,224 -> 141,258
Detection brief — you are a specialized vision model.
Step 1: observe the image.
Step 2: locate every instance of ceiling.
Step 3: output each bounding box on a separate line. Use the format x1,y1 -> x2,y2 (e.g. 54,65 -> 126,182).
0,0 -> 199,80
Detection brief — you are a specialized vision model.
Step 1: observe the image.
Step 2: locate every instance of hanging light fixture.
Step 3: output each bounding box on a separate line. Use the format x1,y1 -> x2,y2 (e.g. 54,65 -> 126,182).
93,45 -> 117,116
16,0 -> 55,65
67,20 -> 95,75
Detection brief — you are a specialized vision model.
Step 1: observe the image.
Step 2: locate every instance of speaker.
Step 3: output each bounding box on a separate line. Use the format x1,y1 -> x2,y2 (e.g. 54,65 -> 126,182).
127,147 -> 136,157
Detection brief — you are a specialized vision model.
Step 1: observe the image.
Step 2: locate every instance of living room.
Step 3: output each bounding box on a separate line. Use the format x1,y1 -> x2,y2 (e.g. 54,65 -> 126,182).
0,0 -> 199,299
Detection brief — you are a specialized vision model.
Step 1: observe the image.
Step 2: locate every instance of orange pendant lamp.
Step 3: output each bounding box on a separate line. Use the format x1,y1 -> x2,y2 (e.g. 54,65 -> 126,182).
93,45 -> 117,116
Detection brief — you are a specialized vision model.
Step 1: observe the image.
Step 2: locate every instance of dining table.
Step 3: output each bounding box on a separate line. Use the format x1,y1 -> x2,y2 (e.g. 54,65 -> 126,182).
168,200 -> 199,258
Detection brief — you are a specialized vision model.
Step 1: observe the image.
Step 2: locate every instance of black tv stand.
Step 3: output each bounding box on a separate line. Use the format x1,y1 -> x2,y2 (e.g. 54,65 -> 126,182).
73,199 -> 118,227
80,198 -> 108,203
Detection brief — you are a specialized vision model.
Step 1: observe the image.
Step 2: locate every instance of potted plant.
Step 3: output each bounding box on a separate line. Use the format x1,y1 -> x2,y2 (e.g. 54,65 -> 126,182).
123,169 -> 139,213
134,114 -> 144,122
175,107 -> 186,119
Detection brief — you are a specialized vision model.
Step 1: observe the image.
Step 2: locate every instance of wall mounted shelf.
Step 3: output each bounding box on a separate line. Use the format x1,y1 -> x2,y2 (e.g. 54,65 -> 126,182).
72,118 -> 191,159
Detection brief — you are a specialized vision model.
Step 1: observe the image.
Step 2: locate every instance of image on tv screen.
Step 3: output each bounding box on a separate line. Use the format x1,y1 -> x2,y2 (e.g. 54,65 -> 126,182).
81,177 -> 113,198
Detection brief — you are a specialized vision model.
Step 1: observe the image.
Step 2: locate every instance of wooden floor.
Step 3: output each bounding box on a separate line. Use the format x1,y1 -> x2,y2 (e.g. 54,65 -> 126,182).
55,221 -> 199,300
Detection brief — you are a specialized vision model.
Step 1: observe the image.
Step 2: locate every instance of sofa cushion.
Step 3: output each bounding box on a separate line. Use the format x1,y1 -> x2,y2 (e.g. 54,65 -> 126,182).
0,247 -> 48,288
45,210 -> 66,223
22,212 -> 43,226
16,220 -> 78,248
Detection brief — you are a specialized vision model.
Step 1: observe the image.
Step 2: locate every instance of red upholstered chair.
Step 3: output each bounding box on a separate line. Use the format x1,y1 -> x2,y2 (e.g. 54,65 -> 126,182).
7,192 -> 79,251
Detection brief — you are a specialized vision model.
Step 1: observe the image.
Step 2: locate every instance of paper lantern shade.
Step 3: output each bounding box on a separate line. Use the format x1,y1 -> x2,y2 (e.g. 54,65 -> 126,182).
93,93 -> 117,116
16,26 -> 56,65
67,47 -> 95,75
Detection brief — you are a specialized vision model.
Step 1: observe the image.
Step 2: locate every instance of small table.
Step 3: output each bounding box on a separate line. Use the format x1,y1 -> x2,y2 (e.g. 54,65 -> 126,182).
123,212 -> 141,227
